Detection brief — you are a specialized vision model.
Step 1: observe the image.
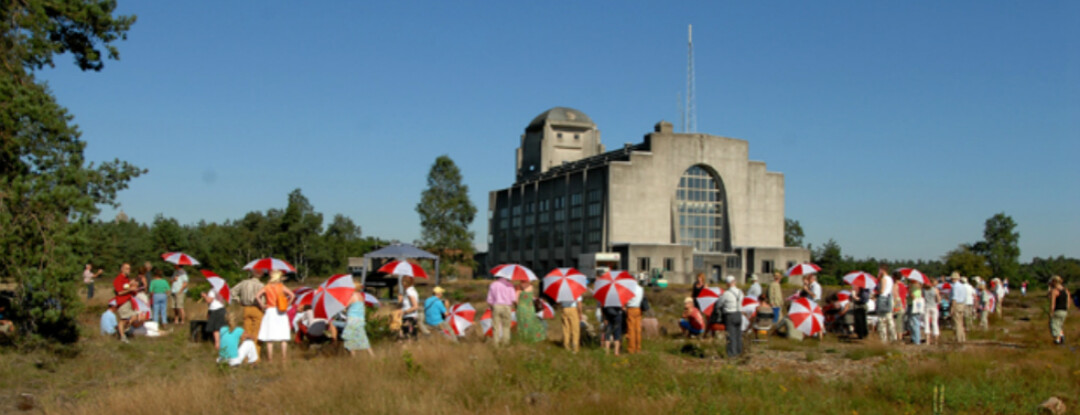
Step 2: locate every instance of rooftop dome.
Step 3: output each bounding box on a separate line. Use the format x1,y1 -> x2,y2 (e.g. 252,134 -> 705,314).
527,107 -> 594,130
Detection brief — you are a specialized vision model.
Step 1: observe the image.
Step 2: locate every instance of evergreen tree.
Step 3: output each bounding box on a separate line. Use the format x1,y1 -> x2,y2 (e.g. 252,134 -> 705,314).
417,155 -> 477,266
0,0 -> 142,344
975,213 -> 1020,279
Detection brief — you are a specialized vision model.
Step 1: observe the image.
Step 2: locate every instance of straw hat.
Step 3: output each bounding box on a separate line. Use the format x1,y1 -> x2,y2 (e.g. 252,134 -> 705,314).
950,271 -> 961,280
433,286 -> 445,294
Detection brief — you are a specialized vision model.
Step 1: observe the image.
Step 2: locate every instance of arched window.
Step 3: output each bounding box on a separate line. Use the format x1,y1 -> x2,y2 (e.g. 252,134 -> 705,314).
676,165 -> 731,253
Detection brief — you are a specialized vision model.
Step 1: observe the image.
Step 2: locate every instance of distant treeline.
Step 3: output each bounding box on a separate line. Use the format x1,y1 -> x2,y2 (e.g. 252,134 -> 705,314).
86,189 -> 386,282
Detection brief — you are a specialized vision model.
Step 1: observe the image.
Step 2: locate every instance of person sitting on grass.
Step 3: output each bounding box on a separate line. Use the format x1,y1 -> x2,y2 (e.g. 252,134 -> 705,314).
679,297 -> 705,338
294,304 -> 338,344
218,311 -> 258,367
424,286 -> 455,342
100,300 -> 119,336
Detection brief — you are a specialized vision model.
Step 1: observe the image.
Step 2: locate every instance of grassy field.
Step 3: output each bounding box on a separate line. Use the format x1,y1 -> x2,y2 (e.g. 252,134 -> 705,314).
1,279 -> 1077,414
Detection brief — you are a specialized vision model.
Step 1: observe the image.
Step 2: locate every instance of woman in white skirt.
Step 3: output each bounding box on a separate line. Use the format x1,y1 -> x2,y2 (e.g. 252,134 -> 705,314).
257,270 -> 295,362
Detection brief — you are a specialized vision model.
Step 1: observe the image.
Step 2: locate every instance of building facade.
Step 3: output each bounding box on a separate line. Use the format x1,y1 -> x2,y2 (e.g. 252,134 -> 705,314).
487,107 -> 809,284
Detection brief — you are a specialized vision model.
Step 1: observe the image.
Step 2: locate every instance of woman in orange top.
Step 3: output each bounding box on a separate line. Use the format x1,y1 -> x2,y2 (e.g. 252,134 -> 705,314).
257,270 -> 295,362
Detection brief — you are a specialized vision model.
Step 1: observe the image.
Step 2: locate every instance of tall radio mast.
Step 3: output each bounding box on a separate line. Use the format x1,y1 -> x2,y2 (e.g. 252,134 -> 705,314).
684,24 -> 697,133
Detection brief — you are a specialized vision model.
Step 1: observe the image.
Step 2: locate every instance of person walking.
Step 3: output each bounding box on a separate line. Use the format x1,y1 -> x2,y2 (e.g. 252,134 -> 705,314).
768,271 -> 784,323
1048,275 -> 1070,345
718,276 -> 744,358
424,286 -> 455,342
486,276 -> 516,347
342,285 -> 374,357
909,284 -> 925,345
949,272 -> 968,343
148,269 -> 171,326
560,294 -> 583,353
876,266 -> 896,343
170,265 -> 189,325
257,270 -> 295,362
234,270 -> 265,353
924,283 -> 941,346
516,283 -> 546,344
398,276 -> 420,341
83,264 -> 103,300
625,282 -> 645,354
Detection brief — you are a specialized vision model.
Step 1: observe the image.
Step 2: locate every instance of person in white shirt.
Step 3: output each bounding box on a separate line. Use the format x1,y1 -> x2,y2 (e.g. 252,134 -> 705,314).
876,266 -> 897,343
963,277 -> 976,327
993,278 -> 1006,318
625,283 -> 645,354
746,274 -> 762,299
949,272 -> 967,343
717,276 -> 745,358
808,275 -> 822,303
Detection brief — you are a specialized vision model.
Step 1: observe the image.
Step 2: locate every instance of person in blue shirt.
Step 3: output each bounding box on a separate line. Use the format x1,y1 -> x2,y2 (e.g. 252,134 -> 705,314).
100,300 -> 119,336
424,287 -> 455,342
218,312 -> 258,366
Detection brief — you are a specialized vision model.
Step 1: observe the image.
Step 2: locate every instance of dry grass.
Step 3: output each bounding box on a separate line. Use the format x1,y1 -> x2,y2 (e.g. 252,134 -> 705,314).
1,284 -> 1078,414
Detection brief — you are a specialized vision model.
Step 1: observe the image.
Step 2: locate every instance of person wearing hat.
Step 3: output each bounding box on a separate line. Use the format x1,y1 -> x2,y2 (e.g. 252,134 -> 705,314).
679,297 -> 705,337
768,271 -> 784,323
424,286 -> 455,342
746,274 -> 762,299
949,272 -> 968,343
101,299 -> 120,337
717,275 -> 745,358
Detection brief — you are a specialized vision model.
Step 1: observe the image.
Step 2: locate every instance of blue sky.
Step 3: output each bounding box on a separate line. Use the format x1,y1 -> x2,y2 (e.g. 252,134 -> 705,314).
39,2 -> 1078,261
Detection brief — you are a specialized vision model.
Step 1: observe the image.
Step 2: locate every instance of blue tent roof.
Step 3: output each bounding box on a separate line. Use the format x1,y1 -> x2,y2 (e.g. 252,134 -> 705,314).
362,243 -> 438,260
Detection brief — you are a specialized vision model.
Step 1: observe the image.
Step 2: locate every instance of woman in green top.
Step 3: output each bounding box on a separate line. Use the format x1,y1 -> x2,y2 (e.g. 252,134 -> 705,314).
515,282 -> 546,343
148,269 -> 171,326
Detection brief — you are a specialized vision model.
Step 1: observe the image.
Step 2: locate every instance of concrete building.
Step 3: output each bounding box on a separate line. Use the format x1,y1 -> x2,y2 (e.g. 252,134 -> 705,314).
487,107 -> 809,284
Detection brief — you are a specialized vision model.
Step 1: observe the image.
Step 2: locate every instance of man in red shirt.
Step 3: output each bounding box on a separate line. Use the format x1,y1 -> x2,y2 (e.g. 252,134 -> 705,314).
112,263 -> 137,341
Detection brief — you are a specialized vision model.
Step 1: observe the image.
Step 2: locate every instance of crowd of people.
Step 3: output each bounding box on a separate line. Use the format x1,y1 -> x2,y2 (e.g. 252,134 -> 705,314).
94,259 -> 1073,367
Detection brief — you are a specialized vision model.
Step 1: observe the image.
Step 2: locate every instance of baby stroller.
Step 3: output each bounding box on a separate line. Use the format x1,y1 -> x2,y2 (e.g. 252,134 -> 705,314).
752,308 -> 774,343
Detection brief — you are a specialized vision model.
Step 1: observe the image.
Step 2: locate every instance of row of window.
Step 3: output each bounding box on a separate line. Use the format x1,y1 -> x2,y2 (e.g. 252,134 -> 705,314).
637,257 -> 677,272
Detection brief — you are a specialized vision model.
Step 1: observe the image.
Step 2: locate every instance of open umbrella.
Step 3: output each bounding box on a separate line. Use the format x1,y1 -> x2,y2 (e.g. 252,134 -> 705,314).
363,292 -> 380,308
377,260 -> 428,278
542,268 -> 589,302
132,295 -> 151,320
741,295 -> 760,315
491,264 -> 538,282
786,263 -> 821,277
479,308 -> 517,337
447,303 -> 476,337
536,300 -> 556,319
242,257 -> 296,273
592,270 -> 638,307
898,268 -> 932,286
292,287 -> 314,306
161,252 -> 200,266
842,271 -> 878,290
200,270 -> 231,303
313,274 -> 355,319
696,287 -> 723,316
788,297 -> 825,337
836,290 -> 852,309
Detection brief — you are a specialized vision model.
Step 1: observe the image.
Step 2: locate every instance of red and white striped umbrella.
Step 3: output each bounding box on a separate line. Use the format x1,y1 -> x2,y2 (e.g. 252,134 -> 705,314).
836,290 -> 852,309
242,257 -> 296,273
592,270 -> 638,308
200,270 -> 231,303
842,271 -> 878,290
313,274 -> 355,319
491,264 -> 538,282
479,308 -> 517,337
536,300 -> 556,319
786,263 -> 821,277
741,295 -> 760,315
292,287 -> 314,306
132,295 -> 151,320
447,303 -> 476,337
898,268 -> 932,286
377,260 -> 428,278
788,297 -> 825,337
542,268 -> 589,302
696,287 -> 723,316
161,252 -> 200,266
363,292 -> 380,308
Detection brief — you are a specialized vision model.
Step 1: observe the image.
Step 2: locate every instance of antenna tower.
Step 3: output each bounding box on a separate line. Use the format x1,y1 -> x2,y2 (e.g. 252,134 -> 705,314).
684,24 -> 697,133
